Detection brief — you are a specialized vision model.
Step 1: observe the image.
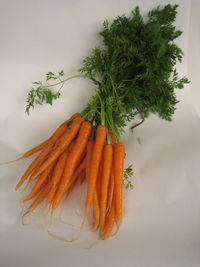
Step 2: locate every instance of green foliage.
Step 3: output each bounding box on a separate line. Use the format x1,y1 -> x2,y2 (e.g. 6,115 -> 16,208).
25,4 -> 189,137
26,87 -> 60,115
80,4 -> 189,135
26,70 -> 65,114
123,164 -> 134,189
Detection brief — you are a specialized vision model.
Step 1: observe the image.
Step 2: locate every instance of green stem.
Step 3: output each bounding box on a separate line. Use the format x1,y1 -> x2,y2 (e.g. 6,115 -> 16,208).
97,92 -> 105,126
43,74 -> 87,88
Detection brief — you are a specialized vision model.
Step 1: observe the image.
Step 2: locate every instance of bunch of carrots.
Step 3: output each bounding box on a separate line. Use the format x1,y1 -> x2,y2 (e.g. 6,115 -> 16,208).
4,4 -> 188,243
15,113 -> 124,240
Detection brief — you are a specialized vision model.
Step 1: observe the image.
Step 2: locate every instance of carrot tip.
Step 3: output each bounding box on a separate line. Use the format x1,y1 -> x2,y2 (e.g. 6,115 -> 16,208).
0,157 -> 23,166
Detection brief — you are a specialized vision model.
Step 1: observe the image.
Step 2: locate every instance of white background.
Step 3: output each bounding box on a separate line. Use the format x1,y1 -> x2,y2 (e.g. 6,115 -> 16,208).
0,0 -> 200,267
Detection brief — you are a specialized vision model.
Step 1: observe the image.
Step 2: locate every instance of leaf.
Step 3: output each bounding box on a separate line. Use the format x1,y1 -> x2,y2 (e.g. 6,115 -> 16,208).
123,164 -> 134,190
25,84 -> 61,114
59,70 -> 64,76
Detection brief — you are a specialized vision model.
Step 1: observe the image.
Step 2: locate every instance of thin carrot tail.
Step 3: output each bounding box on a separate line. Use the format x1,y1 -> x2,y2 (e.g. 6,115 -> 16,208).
0,156 -> 23,166
46,184 -> 57,205
92,190 -> 100,232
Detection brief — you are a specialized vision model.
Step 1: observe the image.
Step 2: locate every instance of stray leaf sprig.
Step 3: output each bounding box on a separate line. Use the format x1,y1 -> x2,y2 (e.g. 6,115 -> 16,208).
123,164 -> 134,189
26,71 -> 86,114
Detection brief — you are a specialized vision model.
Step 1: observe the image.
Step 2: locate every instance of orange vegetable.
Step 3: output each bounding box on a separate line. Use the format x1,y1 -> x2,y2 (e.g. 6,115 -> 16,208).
113,142 -> 125,228
106,165 -> 114,214
99,144 -> 113,231
85,125 -> 106,216
103,198 -> 115,240
29,117 -> 84,181
52,121 -> 92,212
27,182 -> 52,213
23,162 -> 55,202
46,150 -> 69,204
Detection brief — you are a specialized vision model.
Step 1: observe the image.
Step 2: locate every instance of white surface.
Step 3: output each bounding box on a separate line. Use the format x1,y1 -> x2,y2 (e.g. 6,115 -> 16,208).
0,0 -> 200,267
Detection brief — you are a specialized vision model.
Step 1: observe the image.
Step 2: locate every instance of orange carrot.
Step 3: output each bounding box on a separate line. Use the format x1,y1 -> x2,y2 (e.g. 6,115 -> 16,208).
92,190 -> 100,231
106,165 -> 114,214
27,182 -> 52,213
22,140 -> 49,158
21,112 -> 79,159
85,141 -> 94,182
61,113 -> 80,126
85,141 -> 100,231
110,130 -> 117,145
85,125 -> 106,216
49,112 -> 79,144
63,157 -> 86,192
15,142 -> 54,190
52,121 -> 92,212
113,142 -> 125,227
103,198 -> 115,240
30,117 -> 84,182
46,150 -> 69,204
97,155 -> 103,199
78,170 -> 86,186
99,144 -> 113,231
23,162 -> 55,202
23,147 -> 53,192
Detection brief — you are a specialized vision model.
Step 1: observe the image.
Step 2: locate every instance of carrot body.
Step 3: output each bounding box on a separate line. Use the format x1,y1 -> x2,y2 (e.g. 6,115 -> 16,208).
52,121 -> 92,211
15,142 -> 54,190
30,117 -> 84,182
22,140 -> 49,158
22,112 -> 79,159
97,156 -> 103,199
99,144 -> 113,231
85,141 -> 100,231
85,125 -> 106,216
110,130 -> 117,145
92,190 -> 100,231
46,150 -> 69,204
113,142 -> 125,227
85,141 -> 94,182
67,158 -> 86,189
23,162 -> 54,202
27,182 -> 51,213
103,199 -> 115,240
107,165 -> 114,214
78,170 -> 86,186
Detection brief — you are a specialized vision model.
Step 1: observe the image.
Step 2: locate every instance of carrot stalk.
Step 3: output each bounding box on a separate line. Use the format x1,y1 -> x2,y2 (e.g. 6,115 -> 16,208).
46,150 -> 69,204
113,142 -> 125,228
106,165 -> 114,214
99,144 -> 113,231
85,141 -> 100,231
52,121 -> 92,212
85,125 -> 106,216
